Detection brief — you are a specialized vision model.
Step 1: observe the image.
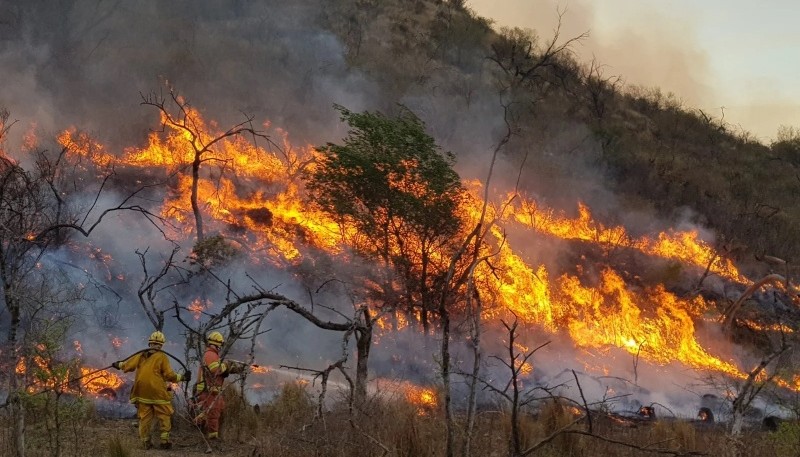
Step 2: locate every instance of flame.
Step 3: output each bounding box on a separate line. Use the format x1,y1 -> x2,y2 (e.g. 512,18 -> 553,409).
110,336 -> 125,349
741,320 -> 794,334
15,357 -> 124,396
506,199 -> 749,284
188,298 -> 210,320
376,379 -> 438,415
80,367 -> 124,394
56,108 -> 779,387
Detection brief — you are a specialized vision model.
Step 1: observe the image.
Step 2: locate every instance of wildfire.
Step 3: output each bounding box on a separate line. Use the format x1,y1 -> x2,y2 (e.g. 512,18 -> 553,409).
188,298 -> 211,320
15,357 -> 124,397
506,198 -> 750,284
56,108 -> 775,387
80,367 -> 124,395
110,336 -> 125,349
376,379 -> 438,415
741,320 -> 794,334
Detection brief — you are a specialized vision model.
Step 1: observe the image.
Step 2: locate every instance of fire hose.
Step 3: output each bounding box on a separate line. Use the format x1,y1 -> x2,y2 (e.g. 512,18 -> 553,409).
18,348 -> 190,397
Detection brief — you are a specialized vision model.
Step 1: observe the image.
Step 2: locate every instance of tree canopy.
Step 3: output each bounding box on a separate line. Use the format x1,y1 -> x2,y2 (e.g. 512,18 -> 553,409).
305,105 -> 467,325
307,105 -> 464,257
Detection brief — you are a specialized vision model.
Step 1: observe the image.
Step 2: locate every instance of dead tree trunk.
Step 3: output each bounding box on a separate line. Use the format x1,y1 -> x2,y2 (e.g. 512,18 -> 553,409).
730,344 -> 789,436
722,273 -> 800,331
354,309 -> 372,403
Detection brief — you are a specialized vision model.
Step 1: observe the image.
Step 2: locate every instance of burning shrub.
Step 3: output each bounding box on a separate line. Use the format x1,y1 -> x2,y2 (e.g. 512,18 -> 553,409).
189,234 -> 240,268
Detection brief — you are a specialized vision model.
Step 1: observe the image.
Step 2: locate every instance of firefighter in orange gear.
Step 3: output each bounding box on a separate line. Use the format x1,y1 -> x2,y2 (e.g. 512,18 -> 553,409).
112,330 -> 188,450
194,331 -> 228,440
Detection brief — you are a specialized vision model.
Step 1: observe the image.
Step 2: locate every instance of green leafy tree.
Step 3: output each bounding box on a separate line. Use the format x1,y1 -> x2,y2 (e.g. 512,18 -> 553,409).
306,104 -> 465,330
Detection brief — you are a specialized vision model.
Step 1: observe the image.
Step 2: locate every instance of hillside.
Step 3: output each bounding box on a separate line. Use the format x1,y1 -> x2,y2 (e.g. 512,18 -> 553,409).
1,1 -> 800,456
319,0 -> 800,269
1,0 -> 795,264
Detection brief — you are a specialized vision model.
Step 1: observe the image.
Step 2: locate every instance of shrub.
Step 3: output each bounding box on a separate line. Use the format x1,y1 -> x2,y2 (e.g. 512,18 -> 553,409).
106,435 -> 130,457
772,421 -> 800,457
261,382 -> 315,428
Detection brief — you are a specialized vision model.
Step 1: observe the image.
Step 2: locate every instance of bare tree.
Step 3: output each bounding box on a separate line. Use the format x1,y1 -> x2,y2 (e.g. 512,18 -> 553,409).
0,121 -> 164,457
729,341 -> 790,436
140,85 -> 270,243
489,8 -> 588,97
491,316 -> 551,456
268,284 -> 378,405
721,255 -> 800,331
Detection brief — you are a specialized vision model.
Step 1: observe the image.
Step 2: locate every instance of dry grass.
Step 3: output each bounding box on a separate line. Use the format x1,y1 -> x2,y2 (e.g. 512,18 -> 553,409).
106,434 -> 130,457
0,384 -> 788,456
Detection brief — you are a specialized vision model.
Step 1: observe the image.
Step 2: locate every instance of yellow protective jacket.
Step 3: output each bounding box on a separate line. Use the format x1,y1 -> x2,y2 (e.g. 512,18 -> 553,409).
120,349 -> 182,405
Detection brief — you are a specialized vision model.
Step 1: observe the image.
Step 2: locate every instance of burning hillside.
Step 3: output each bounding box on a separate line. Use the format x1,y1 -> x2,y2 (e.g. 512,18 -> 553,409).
3,3 -> 800,456
50,103 -> 792,398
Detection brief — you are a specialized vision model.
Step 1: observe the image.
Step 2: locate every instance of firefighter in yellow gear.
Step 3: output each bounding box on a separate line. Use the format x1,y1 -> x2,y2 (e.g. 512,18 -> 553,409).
112,330 -> 189,450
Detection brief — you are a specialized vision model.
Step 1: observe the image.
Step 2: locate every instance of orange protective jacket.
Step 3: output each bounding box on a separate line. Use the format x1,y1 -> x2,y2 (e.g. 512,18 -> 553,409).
120,349 -> 182,405
196,345 -> 227,393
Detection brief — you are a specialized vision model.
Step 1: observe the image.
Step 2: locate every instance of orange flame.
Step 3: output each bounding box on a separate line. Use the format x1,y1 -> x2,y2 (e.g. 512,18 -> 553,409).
57,109 -> 771,386
376,379 -> 439,415
506,198 -> 749,284
15,357 -> 124,396
188,298 -> 210,320
110,336 -> 125,349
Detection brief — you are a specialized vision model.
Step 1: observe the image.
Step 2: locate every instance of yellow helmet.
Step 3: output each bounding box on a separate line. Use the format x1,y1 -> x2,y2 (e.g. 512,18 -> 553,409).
149,331 -> 166,346
207,331 -> 224,347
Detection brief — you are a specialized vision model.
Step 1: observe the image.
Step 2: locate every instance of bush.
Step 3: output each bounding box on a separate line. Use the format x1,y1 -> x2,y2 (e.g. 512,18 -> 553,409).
772,421 -> 800,457
105,435 -> 130,457
261,382 -> 315,428
221,386 -> 260,442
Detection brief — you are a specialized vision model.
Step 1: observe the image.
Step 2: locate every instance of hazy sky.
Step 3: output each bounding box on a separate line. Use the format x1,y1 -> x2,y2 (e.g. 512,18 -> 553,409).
468,0 -> 800,142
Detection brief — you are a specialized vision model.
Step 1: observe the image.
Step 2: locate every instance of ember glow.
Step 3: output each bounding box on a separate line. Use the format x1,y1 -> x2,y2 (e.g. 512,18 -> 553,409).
188,298 -> 210,320
56,108 -> 770,386
376,379 -> 439,414
110,336 -> 125,349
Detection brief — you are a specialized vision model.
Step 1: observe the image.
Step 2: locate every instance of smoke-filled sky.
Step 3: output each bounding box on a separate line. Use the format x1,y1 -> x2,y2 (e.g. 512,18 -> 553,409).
469,0 -> 800,142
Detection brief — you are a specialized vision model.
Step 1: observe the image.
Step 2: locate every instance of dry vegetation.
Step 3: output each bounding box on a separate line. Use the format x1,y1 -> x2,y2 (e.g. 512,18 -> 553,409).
322,0 -> 800,270
4,1 -> 800,456
3,382 -> 800,457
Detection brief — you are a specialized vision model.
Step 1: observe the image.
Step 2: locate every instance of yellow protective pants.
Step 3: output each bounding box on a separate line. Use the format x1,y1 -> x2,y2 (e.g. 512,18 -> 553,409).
136,402 -> 174,444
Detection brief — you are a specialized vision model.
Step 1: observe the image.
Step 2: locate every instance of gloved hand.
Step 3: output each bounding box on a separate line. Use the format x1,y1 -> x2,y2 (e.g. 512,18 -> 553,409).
111,361 -> 122,370
227,361 -> 243,374
182,370 -> 191,383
